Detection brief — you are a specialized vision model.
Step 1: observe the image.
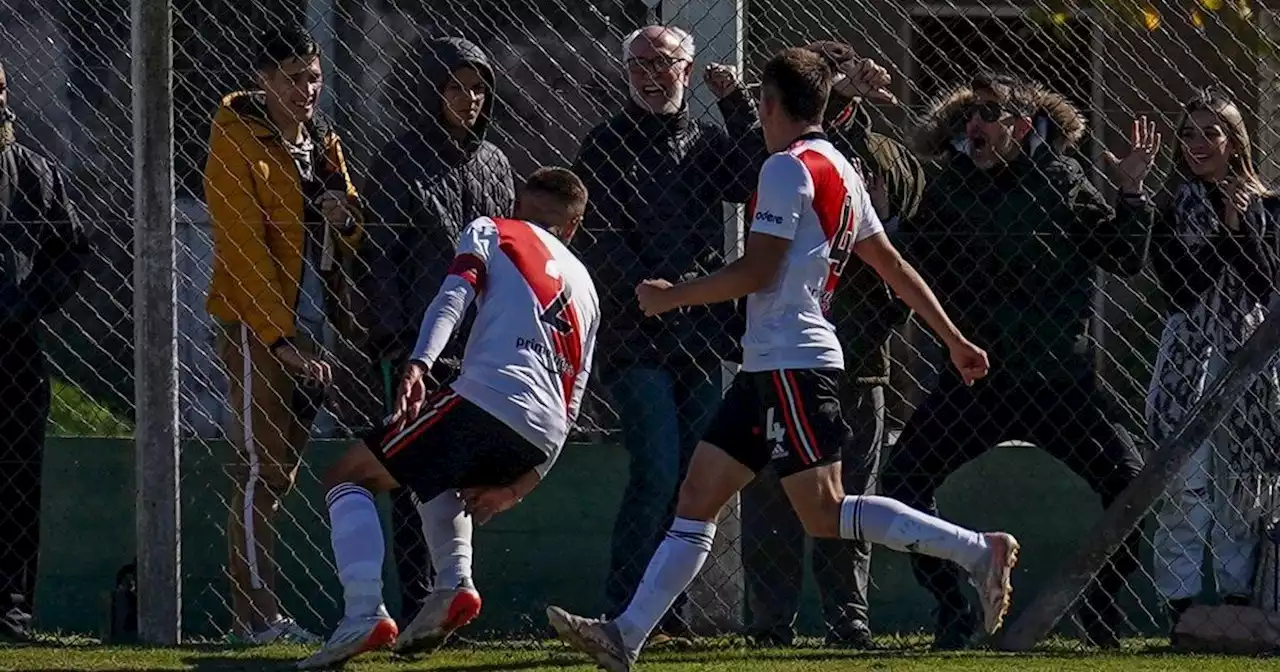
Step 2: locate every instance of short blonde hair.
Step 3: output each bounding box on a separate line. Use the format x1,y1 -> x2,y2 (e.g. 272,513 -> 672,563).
621,25 -> 695,62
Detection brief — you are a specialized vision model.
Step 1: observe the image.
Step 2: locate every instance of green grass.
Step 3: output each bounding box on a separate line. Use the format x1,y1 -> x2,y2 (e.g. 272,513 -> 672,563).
48,378 -> 134,437
2,640 -> 1276,671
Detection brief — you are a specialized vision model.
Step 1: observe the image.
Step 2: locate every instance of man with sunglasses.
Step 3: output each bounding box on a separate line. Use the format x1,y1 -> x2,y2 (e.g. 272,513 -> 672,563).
571,24 -> 766,639
879,71 -> 1159,650
739,42 -> 924,650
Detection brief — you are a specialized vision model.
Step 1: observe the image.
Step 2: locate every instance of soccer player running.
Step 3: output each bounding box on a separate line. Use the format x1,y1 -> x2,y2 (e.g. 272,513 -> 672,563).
547,48 -> 1017,672
298,167 -> 600,669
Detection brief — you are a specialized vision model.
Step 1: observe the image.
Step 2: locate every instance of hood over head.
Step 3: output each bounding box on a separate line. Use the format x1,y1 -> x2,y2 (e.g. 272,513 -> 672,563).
419,36 -> 497,153
911,79 -> 1086,162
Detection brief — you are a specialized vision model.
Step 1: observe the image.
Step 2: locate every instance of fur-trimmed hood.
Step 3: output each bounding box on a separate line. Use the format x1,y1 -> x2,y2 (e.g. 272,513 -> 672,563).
911,83 -> 1087,161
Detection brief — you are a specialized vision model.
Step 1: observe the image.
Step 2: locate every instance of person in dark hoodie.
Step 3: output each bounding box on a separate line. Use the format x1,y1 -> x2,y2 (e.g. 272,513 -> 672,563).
879,71 -> 1158,649
0,62 -> 88,642
357,36 -> 515,626
738,42 -> 923,649
573,24 -> 765,638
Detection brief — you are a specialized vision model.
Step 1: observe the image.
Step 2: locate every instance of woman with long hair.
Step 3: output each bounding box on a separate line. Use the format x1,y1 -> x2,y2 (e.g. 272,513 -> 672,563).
1146,89 -> 1280,641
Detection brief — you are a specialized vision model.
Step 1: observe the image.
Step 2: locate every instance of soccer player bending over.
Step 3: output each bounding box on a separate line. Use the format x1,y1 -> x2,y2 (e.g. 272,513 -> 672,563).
547,48 -> 1018,671
299,167 -> 600,669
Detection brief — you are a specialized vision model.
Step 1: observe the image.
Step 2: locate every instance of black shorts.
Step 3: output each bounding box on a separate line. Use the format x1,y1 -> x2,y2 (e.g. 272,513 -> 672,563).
702,368 -> 848,478
362,387 -> 547,503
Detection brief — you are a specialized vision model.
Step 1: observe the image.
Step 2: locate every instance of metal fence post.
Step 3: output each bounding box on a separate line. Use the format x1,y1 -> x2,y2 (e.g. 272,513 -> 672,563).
132,0 -> 181,644
661,0 -> 746,634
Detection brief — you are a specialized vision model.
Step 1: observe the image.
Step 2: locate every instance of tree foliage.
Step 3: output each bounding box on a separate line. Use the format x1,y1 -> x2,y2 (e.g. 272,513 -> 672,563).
1028,0 -> 1274,58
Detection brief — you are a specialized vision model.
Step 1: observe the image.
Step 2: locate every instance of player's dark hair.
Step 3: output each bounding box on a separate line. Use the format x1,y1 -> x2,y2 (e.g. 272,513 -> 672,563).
523,167 -> 588,208
761,47 -> 833,125
254,26 -> 320,71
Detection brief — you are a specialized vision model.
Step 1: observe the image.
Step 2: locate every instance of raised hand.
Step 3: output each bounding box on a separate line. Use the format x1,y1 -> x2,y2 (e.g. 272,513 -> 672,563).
1222,178 -> 1254,232
832,58 -> 897,104
1105,116 -> 1161,194
704,63 -> 741,100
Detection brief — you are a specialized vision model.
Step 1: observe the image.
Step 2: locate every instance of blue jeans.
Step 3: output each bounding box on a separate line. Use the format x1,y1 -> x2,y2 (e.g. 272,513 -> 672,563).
604,364 -> 722,621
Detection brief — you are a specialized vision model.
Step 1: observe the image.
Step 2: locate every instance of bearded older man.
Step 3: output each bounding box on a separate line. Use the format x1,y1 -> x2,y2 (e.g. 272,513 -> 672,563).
571,24 -> 765,637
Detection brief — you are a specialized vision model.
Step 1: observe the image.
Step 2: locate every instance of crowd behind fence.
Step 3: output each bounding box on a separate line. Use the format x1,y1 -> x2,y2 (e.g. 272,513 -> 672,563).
2,0 -> 1280,655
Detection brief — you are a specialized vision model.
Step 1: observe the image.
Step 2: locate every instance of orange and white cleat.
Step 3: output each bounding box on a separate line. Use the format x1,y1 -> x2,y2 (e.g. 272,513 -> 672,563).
393,578 -> 482,656
296,611 -> 399,670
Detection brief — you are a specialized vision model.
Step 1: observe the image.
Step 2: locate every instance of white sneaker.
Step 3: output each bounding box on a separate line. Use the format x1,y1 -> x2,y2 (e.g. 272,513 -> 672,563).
393,579 -> 482,656
245,615 -> 323,645
968,532 -> 1020,635
297,613 -> 399,669
546,605 -> 635,672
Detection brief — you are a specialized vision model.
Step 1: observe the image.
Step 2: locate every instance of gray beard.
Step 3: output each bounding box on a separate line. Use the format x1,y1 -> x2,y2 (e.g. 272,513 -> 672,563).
628,85 -> 683,114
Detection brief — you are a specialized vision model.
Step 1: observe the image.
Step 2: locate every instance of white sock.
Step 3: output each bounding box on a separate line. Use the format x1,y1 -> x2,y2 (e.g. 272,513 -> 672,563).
416,490 -> 474,591
841,495 -> 988,572
614,517 -> 716,652
326,483 -> 386,619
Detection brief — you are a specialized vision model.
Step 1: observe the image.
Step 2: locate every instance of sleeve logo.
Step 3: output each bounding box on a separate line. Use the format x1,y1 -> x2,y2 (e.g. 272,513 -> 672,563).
753,210 -> 783,225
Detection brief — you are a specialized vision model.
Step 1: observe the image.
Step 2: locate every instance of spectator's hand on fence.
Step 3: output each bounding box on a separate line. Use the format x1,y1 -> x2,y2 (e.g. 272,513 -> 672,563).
948,338 -> 990,386
833,58 -> 897,105
394,361 -> 428,423
704,63 -> 741,99
1104,116 -> 1161,195
460,484 -> 521,525
273,342 -> 333,387
636,278 -> 676,317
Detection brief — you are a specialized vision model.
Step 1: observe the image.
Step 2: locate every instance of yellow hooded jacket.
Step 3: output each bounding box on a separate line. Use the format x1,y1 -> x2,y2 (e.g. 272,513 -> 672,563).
204,90 -> 363,348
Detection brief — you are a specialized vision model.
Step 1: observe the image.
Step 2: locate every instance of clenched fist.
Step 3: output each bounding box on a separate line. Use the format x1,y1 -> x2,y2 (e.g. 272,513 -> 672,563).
704,63 -> 741,100
636,278 -> 676,317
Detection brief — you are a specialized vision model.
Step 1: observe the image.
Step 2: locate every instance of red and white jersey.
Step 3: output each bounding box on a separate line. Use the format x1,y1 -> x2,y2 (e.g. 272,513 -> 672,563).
442,217 -> 600,456
742,134 -> 884,372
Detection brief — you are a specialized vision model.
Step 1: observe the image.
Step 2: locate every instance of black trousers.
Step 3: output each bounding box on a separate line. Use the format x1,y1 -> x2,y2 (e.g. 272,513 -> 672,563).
391,488 -> 431,622
741,383 -> 885,641
880,373 -> 1144,616
0,331 -> 49,606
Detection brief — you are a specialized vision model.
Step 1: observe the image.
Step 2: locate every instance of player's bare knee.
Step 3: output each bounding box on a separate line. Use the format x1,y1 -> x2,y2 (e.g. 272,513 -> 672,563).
782,463 -> 845,539
797,493 -> 844,539
674,476 -> 722,522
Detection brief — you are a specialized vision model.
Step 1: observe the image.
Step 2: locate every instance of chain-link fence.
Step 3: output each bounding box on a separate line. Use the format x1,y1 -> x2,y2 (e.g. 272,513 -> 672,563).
4,0 -> 1280,657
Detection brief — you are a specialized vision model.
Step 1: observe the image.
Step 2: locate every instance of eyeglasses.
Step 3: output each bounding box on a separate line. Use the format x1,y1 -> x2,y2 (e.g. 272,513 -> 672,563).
625,56 -> 686,74
963,101 -> 1012,123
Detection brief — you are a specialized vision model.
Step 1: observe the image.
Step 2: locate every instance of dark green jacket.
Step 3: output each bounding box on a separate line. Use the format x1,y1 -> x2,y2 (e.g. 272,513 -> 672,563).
903,84 -> 1154,382
827,102 -> 925,384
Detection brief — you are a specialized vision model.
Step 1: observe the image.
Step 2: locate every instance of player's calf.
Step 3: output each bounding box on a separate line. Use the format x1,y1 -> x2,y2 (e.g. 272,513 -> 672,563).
297,453 -> 403,668
782,464 -> 1021,637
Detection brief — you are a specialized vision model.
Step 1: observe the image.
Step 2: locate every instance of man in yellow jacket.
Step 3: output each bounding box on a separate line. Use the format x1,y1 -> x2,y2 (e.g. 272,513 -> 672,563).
204,25 -> 363,644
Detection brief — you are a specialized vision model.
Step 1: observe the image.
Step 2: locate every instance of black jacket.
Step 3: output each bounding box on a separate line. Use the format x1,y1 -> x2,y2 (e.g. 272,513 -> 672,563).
904,83 -> 1153,383
572,91 -> 765,371
358,37 -> 515,362
826,101 -> 924,384
0,142 -> 87,337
